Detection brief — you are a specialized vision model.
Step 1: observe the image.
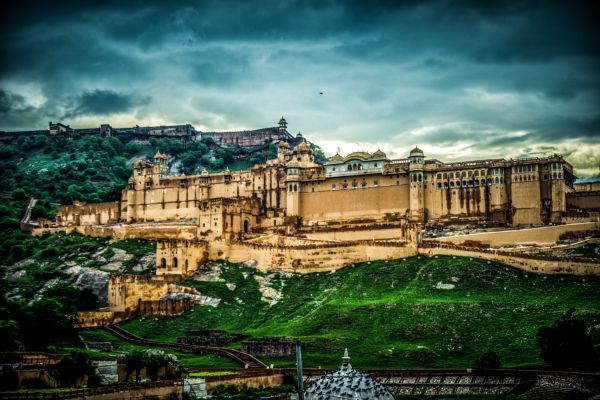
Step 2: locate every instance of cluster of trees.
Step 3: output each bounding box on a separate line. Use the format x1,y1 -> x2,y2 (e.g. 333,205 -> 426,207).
124,349 -> 180,382
0,135 -> 131,206
0,282 -> 100,351
472,308 -> 598,371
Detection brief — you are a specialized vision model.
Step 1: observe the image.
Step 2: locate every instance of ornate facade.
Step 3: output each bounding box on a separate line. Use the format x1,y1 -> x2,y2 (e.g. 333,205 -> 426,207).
54,142 -> 577,241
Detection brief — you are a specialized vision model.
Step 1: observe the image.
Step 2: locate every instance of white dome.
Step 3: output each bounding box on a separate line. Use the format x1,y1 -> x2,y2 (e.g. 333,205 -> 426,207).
305,349 -> 394,400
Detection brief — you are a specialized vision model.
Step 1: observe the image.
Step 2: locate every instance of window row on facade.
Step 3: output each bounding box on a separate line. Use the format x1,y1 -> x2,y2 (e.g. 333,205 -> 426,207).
436,177 -> 504,189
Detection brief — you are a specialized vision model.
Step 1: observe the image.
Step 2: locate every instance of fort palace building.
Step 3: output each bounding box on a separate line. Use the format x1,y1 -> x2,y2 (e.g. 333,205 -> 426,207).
53,137 -> 580,239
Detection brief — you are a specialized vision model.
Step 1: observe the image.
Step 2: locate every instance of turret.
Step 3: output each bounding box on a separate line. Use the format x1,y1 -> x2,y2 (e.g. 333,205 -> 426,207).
278,116 -> 288,133
277,140 -> 291,161
153,152 -> 168,176
408,147 -> 425,222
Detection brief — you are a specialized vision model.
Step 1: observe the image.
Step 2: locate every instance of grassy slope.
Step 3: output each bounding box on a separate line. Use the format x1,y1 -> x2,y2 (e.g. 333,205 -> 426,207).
119,255 -> 600,370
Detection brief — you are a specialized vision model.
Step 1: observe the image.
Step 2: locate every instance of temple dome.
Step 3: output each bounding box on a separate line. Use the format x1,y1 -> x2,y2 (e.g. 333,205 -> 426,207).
329,153 -> 343,162
409,146 -> 424,157
305,349 -> 394,400
344,151 -> 371,161
296,142 -> 311,153
372,149 -> 387,159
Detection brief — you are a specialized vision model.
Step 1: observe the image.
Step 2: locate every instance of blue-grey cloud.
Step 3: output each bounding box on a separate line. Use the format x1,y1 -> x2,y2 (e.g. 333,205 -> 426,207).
64,90 -> 151,119
0,0 -> 599,178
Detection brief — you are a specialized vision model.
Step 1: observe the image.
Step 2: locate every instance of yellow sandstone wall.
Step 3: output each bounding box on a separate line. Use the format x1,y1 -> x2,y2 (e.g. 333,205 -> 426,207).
56,201 -> 120,226
108,274 -> 175,313
567,191 -> 600,210
208,240 -> 416,272
434,221 -> 599,246
418,246 -> 600,276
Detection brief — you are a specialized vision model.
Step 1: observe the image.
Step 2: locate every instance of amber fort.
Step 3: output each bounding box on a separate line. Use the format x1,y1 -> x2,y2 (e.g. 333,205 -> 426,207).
26,119 -> 600,325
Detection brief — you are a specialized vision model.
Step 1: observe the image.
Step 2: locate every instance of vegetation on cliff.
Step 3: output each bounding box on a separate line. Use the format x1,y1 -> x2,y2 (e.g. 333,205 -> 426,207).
113,255 -> 600,369
0,133 -> 326,210
0,232 -> 155,352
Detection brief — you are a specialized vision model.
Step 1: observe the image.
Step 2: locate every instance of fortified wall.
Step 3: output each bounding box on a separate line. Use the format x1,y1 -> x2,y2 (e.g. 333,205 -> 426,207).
434,221 -> 599,247
419,242 -> 600,276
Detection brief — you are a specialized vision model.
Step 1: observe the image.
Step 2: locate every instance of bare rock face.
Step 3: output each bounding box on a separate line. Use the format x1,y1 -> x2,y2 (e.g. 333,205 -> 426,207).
30,278 -> 61,304
63,265 -> 109,302
131,254 -> 156,272
254,271 -> 287,306
242,259 -> 257,268
194,261 -> 224,282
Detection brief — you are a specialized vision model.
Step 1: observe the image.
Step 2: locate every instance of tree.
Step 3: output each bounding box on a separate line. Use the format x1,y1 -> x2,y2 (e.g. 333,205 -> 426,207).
55,350 -> 95,387
124,141 -> 142,156
474,351 -> 501,370
0,320 -> 19,351
537,308 -> 597,370
125,350 -> 145,382
12,188 -> 27,200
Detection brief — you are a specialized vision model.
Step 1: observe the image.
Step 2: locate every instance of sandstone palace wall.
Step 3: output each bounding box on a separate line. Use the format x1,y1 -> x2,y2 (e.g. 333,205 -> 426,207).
50,146 -> 583,238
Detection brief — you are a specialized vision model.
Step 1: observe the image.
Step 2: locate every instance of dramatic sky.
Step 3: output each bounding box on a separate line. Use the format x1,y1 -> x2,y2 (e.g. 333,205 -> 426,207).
1,0 -> 599,178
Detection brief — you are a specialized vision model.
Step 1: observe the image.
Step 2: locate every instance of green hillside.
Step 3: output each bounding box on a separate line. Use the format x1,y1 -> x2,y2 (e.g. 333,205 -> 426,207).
114,255 -> 600,369
0,133 -> 326,211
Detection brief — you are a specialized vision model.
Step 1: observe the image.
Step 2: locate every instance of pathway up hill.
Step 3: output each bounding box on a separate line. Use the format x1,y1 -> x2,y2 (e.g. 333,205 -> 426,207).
115,254 -> 600,370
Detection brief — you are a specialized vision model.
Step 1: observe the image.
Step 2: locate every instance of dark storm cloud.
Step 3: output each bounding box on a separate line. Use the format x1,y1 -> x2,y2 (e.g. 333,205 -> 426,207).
1,0 -> 599,177
64,90 -> 151,119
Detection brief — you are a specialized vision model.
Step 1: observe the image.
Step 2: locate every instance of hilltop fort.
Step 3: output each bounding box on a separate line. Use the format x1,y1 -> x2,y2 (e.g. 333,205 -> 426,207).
21,119 -> 599,325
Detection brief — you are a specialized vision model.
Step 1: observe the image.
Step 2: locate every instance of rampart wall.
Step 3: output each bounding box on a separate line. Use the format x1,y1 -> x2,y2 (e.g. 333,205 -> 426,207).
567,190 -> 600,211
204,372 -> 284,391
208,240 -> 416,272
419,242 -> 600,276
302,227 -> 404,241
56,201 -> 120,226
107,274 -> 183,313
435,221 -> 598,246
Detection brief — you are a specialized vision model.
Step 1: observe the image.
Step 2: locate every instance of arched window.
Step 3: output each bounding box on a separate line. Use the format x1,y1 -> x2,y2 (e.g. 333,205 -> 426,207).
185,259 -> 189,269
173,257 -> 178,269
243,220 -> 249,233
348,165 -> 352,171
160,258 -> 166,268
417,174 -> 422,182
552,172 -> 557,179
352,179 -> 358,188
294,184 -> 298,192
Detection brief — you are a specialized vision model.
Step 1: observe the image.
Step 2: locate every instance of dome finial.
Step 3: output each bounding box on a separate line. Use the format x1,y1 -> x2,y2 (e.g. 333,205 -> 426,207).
342,348 -> 350,368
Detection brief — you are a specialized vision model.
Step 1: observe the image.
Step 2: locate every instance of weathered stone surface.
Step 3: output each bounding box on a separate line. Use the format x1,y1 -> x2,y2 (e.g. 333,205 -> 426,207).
435,282 -> 455,290
193,261 -> 224,282
253,272 -> 286,306
226,283 -> 236,291
101,262 -> 125,272
30,278 -> 61,303
131,254 -> 156,272
109,248 -> 133,263
7,270 -> 27,280
242,259 -> 257,268
64,265 -> 109,301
